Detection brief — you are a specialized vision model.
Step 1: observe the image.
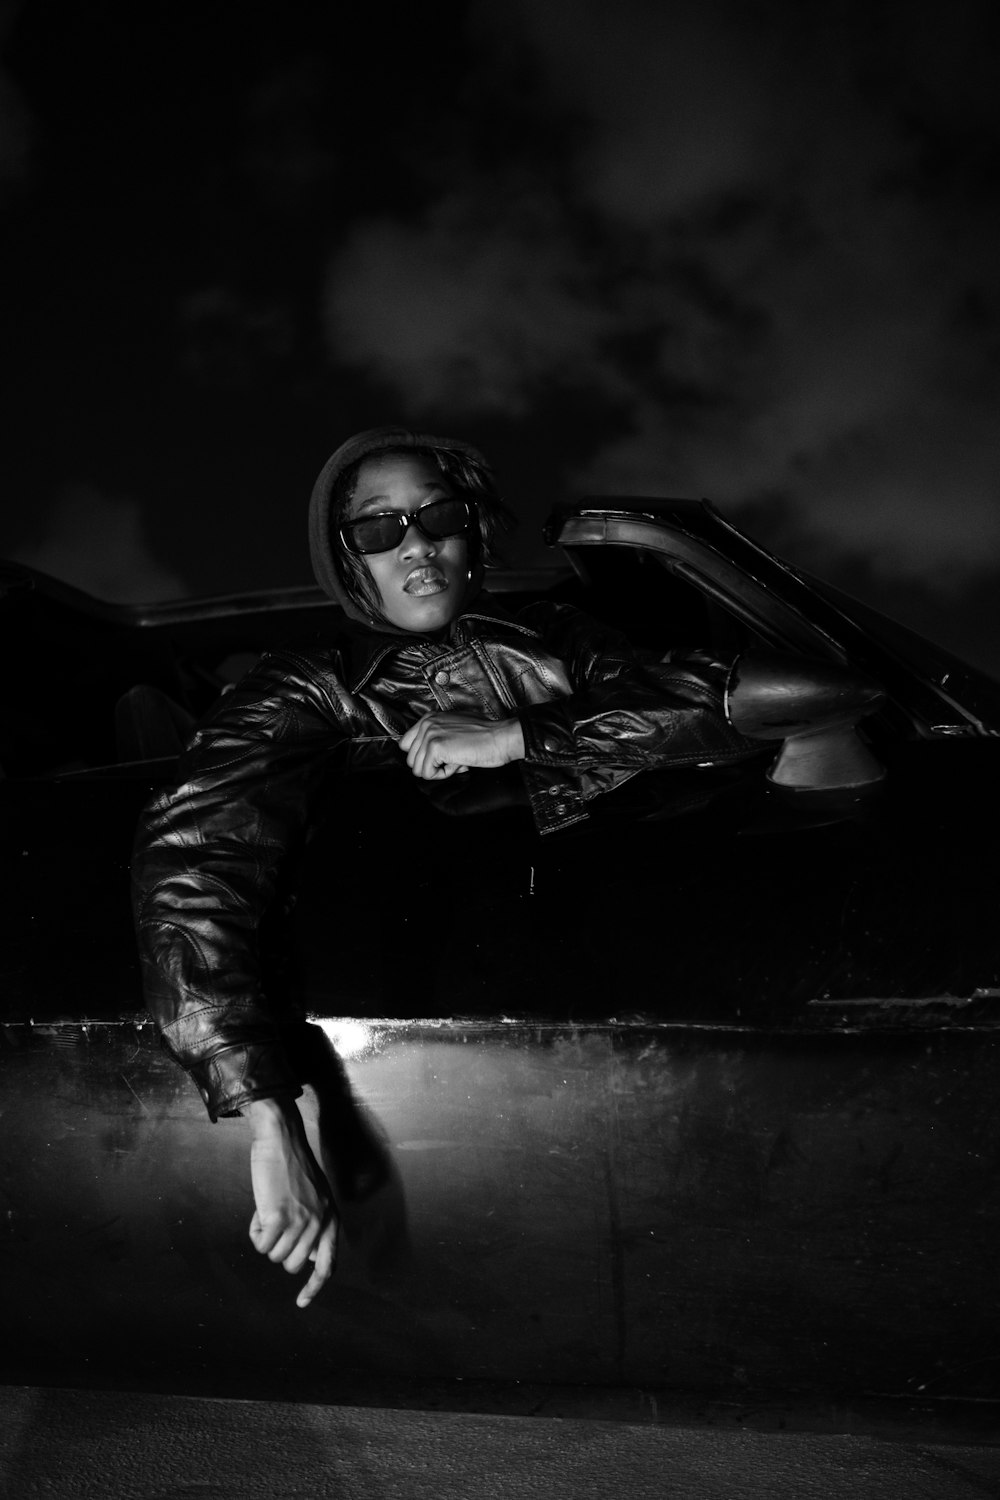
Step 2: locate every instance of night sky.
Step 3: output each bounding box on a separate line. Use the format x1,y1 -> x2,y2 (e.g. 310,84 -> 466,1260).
3,0 -> 1000,673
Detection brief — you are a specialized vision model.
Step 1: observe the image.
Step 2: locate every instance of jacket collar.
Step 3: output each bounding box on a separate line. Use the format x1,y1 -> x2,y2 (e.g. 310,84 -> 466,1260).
344,594 -> 541,693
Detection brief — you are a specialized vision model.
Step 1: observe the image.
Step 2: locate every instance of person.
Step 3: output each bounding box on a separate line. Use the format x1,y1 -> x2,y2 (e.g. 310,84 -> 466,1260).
131,426 -> 761,1309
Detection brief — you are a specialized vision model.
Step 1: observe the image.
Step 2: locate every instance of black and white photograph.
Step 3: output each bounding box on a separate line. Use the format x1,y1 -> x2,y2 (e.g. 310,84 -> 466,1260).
2,3 -> 999,1495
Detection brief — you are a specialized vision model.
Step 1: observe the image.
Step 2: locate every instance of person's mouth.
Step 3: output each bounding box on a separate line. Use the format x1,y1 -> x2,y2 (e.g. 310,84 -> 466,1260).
403,566 -> 449,597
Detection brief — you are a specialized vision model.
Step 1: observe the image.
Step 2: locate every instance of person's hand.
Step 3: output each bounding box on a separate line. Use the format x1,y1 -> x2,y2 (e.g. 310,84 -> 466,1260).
246,1096 -> 338,1309
399,713 -> 525,780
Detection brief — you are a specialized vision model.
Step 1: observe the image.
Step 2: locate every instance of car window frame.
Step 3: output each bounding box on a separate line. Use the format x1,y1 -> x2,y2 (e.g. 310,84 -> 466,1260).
550,502 -> 995,739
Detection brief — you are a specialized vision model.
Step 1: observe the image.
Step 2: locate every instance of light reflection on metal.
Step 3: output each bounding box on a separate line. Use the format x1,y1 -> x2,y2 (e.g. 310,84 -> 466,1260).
316,1017 -> 375,1059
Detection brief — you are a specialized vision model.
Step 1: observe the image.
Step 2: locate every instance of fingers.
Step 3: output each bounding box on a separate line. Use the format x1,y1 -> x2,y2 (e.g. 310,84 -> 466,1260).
398,713 -> 519,778
398,717 -> 438,764
399,714 -> 471,779
249,1205 -> 338,1307
247,1114 -> 337,1307
400,716 -> 439,778
425,759 -> 460,780
273,1221 -> 317,1273
296,1216 -> 338,1309
249,1207 -> 321,1270
249,1207 -> 290,1257
249,1209 -> 267,1250
403,721 -> 455,779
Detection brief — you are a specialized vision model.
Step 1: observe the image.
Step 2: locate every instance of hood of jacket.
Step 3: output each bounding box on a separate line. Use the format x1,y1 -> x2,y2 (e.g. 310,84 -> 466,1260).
308,426 -> 492,631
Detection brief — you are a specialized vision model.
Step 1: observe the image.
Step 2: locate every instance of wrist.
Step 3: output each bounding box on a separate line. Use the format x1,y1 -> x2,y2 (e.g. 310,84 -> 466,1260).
245,1094 -> 302,1140
503,718 -> 526,763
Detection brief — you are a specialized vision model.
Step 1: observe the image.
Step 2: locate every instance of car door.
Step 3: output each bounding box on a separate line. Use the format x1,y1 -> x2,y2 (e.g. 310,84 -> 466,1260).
291,496 -> 1000,1029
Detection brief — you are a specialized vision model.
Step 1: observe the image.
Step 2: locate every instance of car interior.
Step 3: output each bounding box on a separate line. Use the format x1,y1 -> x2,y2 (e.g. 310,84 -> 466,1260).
2,547 -> 769,779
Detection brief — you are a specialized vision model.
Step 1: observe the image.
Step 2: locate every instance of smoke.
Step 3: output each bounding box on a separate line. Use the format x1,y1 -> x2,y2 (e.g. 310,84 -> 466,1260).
473,0 -> 784,221
326,190 -> 620,416
322,0 -> 1000,588
12,485 -> 187,603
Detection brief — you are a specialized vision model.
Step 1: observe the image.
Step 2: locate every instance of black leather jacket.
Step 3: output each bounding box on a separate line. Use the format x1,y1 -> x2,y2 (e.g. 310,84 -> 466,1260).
131,596 -> 758,1119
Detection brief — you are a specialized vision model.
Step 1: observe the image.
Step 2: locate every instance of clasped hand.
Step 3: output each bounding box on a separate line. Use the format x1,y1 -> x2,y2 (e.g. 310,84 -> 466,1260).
248,1098 -> 337,1309
399,712 -> 525,780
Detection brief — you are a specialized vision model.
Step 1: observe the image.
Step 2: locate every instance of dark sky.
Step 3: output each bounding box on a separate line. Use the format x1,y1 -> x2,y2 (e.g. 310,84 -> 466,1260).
3,0 -> 1000,673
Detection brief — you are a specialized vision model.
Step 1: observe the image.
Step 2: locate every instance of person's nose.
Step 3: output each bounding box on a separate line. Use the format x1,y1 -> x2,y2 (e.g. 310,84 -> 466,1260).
398,521 -> 436,561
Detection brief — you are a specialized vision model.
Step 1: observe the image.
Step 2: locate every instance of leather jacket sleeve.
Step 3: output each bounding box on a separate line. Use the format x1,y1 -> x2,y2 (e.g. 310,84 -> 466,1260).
131,645 -> 349,1120
132,607 -> 759,1118
515,602 -> 761,834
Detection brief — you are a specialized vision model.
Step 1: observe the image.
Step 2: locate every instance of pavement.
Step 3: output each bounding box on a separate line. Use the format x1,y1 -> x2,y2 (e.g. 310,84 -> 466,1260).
1,1385 -> 999,1500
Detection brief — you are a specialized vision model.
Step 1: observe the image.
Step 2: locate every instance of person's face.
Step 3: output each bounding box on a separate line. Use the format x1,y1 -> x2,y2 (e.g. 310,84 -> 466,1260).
345,454 -> 470,632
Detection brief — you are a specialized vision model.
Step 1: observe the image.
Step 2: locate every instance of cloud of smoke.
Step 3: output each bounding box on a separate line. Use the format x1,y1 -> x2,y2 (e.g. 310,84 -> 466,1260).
322,0 -> 1000,587
326,191 -> 621,416
476,0 -> 781,221
12,485 -> 187,603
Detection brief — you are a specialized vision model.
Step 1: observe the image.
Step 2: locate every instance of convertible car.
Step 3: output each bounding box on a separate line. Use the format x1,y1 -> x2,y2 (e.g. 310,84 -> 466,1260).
2,496 -> 999,1431
5,494 -> 999,1030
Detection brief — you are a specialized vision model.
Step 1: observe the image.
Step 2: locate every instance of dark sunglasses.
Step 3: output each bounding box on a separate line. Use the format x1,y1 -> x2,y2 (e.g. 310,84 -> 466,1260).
339,497 -> 471,556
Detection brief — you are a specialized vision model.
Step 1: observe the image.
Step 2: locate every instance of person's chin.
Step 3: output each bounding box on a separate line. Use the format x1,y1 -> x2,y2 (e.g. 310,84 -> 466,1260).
393,590 -> 458,632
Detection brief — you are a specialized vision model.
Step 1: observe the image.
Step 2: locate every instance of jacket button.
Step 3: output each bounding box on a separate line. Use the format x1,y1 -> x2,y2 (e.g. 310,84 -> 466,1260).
542,736 -> 559,753
434,669 -> 450,686
547,785 -> 562,796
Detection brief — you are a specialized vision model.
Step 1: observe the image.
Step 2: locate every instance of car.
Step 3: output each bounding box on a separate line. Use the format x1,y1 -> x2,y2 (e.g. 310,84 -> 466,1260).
2,495 -> 999,1429
6,493 -> 999,1032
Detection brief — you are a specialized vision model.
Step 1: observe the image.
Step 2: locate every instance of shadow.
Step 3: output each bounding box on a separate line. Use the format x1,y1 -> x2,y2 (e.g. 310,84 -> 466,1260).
290,1023 -> 411,1275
